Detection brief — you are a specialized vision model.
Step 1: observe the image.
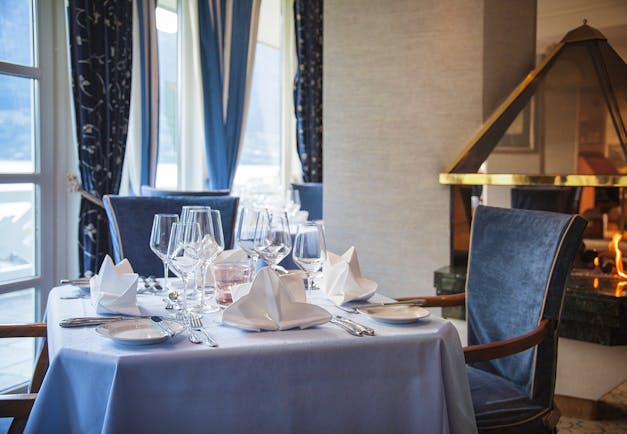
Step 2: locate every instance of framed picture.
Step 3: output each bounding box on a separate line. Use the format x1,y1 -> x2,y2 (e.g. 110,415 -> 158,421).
494,102 -> 535,153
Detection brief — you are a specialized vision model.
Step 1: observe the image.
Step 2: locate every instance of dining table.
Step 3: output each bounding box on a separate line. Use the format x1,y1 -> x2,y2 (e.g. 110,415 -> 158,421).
25,284 -> 477,434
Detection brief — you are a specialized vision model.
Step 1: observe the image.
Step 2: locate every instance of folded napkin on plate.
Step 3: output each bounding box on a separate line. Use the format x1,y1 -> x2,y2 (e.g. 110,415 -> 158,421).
320,246 -> 377,305
90,255 -> 141,316
223,267 -> 331,331
198,249 -> 249,287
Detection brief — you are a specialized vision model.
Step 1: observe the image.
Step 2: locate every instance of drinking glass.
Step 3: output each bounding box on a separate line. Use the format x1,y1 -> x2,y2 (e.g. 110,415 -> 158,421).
236,207 -> 261,270
254,209 -> 292,270
292,222 -> 327,303
214,261 -> 253,306
186,209 -> 224,313
285,189 -> 301,216
166,222 -> 201,310
181,205 -> 211,224
149,214 -> 179,294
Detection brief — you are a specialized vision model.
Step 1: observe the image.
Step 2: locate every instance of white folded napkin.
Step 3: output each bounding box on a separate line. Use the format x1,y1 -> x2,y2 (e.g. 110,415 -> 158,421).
90,255 -> 141,316
200,249 -> 249,286
320,246 -> 377,305
222,267 -> 331,331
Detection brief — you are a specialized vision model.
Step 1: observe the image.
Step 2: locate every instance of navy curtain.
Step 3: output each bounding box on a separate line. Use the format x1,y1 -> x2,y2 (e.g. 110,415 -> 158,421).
294,0 -> 323,183
198,0 -> 257,190
137,0 -> 159,188
68,0 -> 133,275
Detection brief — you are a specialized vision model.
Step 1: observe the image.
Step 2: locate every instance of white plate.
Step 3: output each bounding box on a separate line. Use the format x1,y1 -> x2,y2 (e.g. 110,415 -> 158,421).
356,304 -> 431,324
95,318 -> 184,345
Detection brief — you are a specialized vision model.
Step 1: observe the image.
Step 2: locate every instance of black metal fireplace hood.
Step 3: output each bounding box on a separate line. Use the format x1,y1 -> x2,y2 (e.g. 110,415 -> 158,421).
440,22 -> 627,187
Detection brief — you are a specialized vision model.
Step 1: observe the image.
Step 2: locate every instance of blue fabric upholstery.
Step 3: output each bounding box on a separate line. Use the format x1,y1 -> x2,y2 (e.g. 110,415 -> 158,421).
511,186 -> 581,214
292,182 -> 323,220
140,185 -> 231,197
466,206 -> 586,432
103,195 -> 239,276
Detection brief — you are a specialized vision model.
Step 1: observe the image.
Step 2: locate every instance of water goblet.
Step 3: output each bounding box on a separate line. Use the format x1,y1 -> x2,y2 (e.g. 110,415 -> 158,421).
236,207 -> 261,270
149,214 -> 179,294
254,209 -> 292,270
292,222 -> 327,303
166,222 -> 201,311
186,209 -> 224,314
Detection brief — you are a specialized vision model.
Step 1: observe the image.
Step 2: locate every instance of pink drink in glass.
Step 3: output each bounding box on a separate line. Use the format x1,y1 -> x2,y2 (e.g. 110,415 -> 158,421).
213,263 -> 252,305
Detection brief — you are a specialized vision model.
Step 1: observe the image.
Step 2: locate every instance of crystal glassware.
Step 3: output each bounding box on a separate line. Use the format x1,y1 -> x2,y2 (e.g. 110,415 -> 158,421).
213,261 -> 253,305
186,209 -> 224,314
254,209 -> 292,270
166,222 -> 201,310
149,213 -> 179,294
236,207 -> 261,270
292,222 -> 327,303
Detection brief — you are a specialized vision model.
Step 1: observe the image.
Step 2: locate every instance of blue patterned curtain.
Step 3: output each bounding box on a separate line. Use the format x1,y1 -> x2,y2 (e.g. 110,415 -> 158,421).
68,0 -> 133,275
137,0 -> 159,188
198,0 -> 259,190
294,0 -> 323,183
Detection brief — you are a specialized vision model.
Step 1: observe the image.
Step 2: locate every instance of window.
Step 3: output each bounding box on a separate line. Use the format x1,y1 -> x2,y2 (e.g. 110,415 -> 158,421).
233,0 -> 283,200
154,0 -> 179,189
0,0 -> 53,392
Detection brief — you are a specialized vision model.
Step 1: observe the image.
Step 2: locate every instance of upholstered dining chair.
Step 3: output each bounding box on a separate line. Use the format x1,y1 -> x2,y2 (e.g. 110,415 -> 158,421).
103,195 -> 239,277
140,185 -> 231,197
0,323 -> 48,434
291,182 -> 323,221
398,205 -> 587,433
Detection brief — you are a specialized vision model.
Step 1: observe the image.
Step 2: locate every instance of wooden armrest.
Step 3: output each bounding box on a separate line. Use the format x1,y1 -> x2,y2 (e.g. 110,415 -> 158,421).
395,292 -> 465,307
464,319 -> 555,364
0,393 -> 37,418
0,323 -> 47,338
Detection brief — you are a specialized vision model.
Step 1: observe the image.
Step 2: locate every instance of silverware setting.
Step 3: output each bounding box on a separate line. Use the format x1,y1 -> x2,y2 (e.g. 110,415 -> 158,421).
59,316 -> 125,327
329,315 -> 375,336
339,300 -> 427,313
150,316 -> 177,338
188,315 -> 219,347
176,311 -> 218,347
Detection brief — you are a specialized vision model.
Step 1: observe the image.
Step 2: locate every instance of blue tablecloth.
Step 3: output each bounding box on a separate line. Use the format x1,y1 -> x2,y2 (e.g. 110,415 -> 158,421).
26,286 -> 477,434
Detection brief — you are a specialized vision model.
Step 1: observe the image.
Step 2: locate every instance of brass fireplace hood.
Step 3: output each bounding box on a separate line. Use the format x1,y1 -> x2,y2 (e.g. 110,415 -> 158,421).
440,22 -> 627,187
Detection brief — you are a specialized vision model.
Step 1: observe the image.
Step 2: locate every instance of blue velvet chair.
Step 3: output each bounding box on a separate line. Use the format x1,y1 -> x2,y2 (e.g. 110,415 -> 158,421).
399,205 -> 587,433
140,185 -> 231,197
292,182 -> 323,221
103,195 -> 239,277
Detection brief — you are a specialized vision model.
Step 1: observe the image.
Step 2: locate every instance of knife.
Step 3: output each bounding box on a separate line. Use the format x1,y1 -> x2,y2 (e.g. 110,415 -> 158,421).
334,316 -> 375,336
59,316 -> 124,327
150,316 -> 176,338
352,300 -> 426,310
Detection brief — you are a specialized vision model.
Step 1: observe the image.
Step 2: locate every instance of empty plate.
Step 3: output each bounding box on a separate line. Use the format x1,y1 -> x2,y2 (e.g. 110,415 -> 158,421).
96,318 -> 184,345
356,304 -> 431,324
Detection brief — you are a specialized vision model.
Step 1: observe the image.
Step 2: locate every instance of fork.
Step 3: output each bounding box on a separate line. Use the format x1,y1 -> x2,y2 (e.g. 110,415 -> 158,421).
189,315 -> 219,347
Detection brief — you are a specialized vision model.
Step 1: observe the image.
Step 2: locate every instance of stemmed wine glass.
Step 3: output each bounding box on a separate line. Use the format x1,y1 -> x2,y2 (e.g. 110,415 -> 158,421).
149,214 -> 179,294
167,222 -> 201,310
254,209 -> 292,270
292,222 -> 327,303
186,209 -> 224,313
236,207 -> 261,271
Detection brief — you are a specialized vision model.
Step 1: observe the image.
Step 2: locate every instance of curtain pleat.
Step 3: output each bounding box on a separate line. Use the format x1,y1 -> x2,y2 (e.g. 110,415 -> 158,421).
198,0 -> 259,190
293,0 -> 323,183
137,0 -> 159,188
67,0 -> 133,275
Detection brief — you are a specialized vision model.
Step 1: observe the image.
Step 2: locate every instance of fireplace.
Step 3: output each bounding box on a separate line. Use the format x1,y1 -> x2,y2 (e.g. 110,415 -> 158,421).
436,22 -> 627,345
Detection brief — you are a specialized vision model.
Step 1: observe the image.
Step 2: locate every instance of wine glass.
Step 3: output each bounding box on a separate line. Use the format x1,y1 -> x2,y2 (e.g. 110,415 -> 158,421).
292,222 -> 327,303
236,207 -> 261,270
166,222 -> 201,310
149,214 -> 179,294
285,189 -> 301,216
181,205 -> 211,224
254,209 -> 292,270
187,209 -> 224,313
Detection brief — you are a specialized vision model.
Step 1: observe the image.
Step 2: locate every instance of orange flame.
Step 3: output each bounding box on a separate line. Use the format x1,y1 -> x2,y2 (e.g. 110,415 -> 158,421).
610,233 -> 627,280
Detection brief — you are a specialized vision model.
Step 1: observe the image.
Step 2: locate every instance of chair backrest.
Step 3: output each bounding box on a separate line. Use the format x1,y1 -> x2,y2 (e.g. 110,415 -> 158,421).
292,182 -> 323,220
103,195 -> 239,276
466,205 -> 586,406
511,186 -> 582,214
140,185 -> 231,197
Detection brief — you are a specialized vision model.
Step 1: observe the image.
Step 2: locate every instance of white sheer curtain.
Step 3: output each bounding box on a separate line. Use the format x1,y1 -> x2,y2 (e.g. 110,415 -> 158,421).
178,0 -> 207,190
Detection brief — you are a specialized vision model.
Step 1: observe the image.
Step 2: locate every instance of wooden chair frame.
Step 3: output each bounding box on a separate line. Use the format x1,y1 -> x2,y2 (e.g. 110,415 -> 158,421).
396,294 -> 555,364
0,323 -> 48,434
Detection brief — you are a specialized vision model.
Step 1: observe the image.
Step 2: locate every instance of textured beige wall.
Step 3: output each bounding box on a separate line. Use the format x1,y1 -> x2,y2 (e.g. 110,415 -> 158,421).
324,0 -> 535,297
